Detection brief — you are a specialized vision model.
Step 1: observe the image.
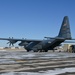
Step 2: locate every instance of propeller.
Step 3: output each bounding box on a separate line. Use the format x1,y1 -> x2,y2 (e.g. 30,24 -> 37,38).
7,37 -> 14,47
7,41 -> 14,47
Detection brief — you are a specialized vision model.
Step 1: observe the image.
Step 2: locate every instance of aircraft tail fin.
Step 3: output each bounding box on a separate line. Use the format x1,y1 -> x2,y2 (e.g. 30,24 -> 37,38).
58,16 -> 72,40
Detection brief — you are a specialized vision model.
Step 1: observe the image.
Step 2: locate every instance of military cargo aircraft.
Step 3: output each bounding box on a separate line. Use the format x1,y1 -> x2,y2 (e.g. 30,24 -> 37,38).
0,16 -> 73,52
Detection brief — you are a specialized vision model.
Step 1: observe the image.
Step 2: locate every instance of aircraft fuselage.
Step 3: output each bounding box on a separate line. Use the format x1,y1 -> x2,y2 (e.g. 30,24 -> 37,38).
24,39 -> 65,52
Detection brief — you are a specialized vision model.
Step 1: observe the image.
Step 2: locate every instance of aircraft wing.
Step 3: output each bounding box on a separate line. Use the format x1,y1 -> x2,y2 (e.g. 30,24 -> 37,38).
0,37 -> 42,46
0,38 -> 42,42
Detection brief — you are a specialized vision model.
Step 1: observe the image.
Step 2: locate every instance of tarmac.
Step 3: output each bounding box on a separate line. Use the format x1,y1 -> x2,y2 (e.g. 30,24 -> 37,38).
0,50 -> 75,75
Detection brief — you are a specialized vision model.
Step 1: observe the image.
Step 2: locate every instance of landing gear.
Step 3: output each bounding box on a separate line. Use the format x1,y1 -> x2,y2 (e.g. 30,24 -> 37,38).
33,50 -> 38,52
44,50 -> 48,52
26,49 -> 48,52
39,50 -> 43,52
39,50 -> 48,52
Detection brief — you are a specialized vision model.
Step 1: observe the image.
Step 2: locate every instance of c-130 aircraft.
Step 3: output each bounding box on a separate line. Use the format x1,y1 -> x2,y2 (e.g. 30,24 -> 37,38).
0,16 -> 73,52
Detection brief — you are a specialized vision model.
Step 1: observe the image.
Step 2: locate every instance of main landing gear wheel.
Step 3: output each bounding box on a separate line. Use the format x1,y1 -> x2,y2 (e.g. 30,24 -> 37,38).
33,50 -> 38,52
39,50 -> 42,52
44,50 -> 48,52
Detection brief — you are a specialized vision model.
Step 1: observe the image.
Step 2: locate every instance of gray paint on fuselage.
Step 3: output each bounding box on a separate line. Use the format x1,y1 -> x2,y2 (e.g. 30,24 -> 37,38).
41,39 -> 64,50
25,38 -> 65,51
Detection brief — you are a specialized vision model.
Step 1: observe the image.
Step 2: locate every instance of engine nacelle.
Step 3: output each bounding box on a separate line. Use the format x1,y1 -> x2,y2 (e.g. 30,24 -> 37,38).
19,41 -> 29,46
7,40 -> 17,46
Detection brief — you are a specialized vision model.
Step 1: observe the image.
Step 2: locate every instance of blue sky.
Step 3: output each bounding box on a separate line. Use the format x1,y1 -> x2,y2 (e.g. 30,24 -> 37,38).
0,0 -> 75,47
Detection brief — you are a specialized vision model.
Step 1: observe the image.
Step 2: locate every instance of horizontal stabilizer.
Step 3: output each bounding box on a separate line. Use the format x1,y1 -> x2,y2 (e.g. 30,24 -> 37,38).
63,41 -> 75,43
